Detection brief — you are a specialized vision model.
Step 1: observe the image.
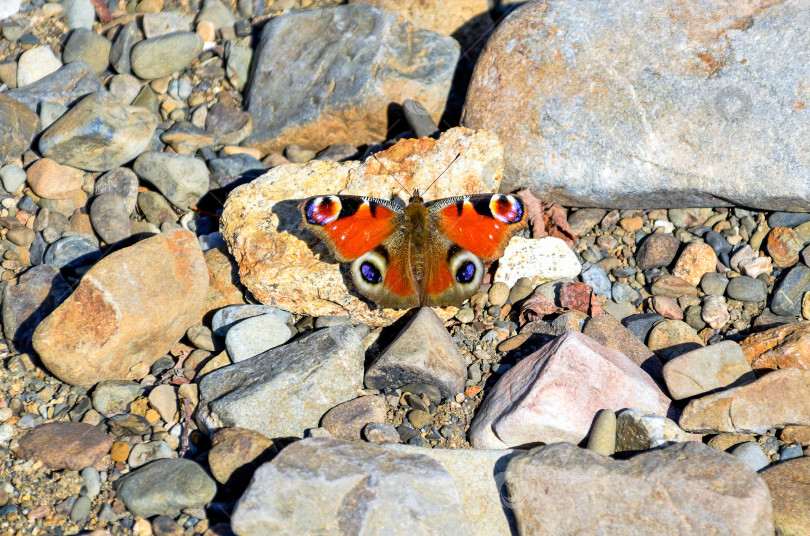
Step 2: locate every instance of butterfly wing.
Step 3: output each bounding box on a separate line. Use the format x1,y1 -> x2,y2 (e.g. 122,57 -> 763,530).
417,194 -> 527,306
299,195 -> 420,309
428,194 -> 527,261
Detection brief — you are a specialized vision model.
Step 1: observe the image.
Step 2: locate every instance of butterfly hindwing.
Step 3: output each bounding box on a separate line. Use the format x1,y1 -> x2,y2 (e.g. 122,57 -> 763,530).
428,194 -> 527,261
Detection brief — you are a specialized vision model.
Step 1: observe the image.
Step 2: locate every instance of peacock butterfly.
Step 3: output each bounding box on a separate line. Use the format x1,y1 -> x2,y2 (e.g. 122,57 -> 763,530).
299,187 -> 527,309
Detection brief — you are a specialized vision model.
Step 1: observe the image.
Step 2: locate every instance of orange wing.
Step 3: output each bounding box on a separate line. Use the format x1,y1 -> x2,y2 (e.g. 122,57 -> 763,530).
430,194 -> 527,261
300,195 -> 402,261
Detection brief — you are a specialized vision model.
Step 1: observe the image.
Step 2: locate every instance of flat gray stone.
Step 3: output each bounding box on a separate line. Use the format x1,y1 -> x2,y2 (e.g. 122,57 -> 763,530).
244,4 -> 459,154
463,0 -> 810,211
39,92 -> 158,172
364,307 -> 466,399
505,442 -> 773,535
197,326 -> 364,439
130,32 -> 203,80
231,437 -> 472,536
114,458 -> 217,517
133,151 -> 209,210
224,313 -> 293,362
211,304 -> 293,336
43,235 -> 101,269
6,61 -> 104,112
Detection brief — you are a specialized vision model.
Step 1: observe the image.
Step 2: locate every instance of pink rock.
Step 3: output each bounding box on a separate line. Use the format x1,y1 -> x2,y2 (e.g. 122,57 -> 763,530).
469,331 -> 675,449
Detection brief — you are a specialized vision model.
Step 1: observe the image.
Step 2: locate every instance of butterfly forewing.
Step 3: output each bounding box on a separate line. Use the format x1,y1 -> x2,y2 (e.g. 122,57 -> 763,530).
428,194 -> 527,261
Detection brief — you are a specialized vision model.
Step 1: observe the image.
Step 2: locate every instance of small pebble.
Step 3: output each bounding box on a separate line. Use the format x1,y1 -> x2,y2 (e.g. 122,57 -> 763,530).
731,442 -> 770,472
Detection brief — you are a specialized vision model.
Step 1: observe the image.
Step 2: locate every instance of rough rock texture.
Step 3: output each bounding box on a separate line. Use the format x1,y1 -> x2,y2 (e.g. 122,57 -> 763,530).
220,127 -> 501,326
5,61 -> 104,111
207,427 -> 276,487
243,4 -> 460,154
199,247 -> 246,323
469,331 -> 675,449
15,422 -> 113,471
740,320 -> 810,371
680,368 -> 810,434
663,340 -> 758,400
0,93 -> 40,165
383,445 -> 520,535
462,0 -> 810,210
231,438 -> 472,535
581,314 -> 663,383
365,307 -> 467,398
505,442 -> 773,535
2,265 -> 71,351
197,326 -> 364,439
760,457 -> 810,536
39,92 -> 158,171
32,229 -> 208,388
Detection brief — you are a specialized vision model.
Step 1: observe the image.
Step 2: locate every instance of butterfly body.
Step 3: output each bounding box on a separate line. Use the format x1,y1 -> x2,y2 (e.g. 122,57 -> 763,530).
300,192 -> 527,309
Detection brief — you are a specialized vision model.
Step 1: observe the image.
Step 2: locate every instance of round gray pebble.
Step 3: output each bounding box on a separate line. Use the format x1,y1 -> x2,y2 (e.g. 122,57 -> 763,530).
0,164 -> 26,193
730,442 -> 770,472
80,467 -> 101,498
726,276 -> 767,302
70,495 -> 92,522
362,422 -> 400,444
90,193 -> 132,244
700,272 -> 729,296
225,313 -> 293,362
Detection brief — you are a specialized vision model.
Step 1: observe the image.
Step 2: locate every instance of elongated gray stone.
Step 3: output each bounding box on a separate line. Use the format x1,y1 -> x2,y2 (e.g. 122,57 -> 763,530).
6,61 -> 104,111
197,326 -> 364,438
463,0 -> 810,210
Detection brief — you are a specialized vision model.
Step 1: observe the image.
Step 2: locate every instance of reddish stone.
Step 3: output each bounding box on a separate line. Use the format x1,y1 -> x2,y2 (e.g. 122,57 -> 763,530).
15,422 -> 113,471
767,226 -> 803,268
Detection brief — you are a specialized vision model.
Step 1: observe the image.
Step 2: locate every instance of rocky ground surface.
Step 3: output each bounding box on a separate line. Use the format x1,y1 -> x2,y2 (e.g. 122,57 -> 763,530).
0,0 -> 807,535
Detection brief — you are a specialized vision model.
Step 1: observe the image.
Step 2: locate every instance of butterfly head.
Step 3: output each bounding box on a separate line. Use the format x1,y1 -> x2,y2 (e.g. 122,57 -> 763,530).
408,189 -> 425,206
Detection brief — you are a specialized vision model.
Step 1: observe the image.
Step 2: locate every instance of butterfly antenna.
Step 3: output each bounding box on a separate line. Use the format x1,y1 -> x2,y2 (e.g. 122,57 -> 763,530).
422,153 -> 461,196
371,154 -> 409,196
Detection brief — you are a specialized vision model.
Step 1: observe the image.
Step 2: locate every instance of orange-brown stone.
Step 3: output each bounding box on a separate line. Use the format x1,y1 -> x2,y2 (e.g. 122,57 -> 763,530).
33,229 -> 208,388
739,321 -> 810,372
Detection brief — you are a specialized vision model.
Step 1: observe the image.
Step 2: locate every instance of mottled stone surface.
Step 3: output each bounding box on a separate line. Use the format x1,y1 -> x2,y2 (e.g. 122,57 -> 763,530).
462,0 -> 810,210
231,438 -> 471,535
39,92 -> 157,171
33,230 -> 208,388
505,442 -> 773,535
15,422 -> 113,471
740,320 -> 810,371
243,4 -> 459,154
760,457 -> 810,536
0,93 -> 40,165
197,326 -> 364,439
663,340 -> 757,400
